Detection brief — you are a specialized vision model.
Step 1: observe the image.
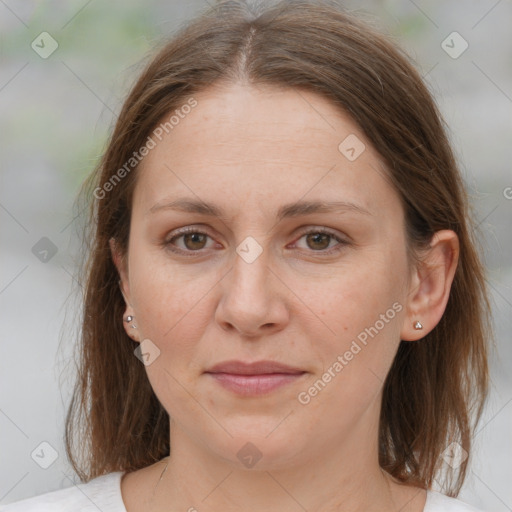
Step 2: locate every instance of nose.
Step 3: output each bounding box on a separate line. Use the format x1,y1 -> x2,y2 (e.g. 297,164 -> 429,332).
215,247 -> 290,338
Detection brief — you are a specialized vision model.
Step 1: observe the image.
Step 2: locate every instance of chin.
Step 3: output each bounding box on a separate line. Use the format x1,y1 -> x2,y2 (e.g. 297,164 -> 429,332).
206,422 -> 308,471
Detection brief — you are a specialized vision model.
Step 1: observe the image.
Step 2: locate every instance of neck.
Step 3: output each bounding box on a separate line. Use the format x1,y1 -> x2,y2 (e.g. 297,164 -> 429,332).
148,425 -> 424,512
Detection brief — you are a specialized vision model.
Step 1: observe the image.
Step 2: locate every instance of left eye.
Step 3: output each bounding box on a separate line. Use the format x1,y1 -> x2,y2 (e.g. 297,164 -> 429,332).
293,230 -> 346,252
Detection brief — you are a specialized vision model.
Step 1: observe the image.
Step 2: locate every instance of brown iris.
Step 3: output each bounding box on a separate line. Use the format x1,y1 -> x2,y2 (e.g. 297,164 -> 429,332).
183,233 -> 208,250
305,232 -> 331,250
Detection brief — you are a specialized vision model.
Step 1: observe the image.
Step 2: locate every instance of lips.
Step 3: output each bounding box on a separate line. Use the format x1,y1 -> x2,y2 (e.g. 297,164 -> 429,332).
204,360 -> 306,396
205,359 -> 305,375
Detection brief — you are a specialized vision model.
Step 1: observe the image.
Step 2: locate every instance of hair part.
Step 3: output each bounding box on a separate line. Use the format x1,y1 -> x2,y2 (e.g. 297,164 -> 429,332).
66,0 -> 491,496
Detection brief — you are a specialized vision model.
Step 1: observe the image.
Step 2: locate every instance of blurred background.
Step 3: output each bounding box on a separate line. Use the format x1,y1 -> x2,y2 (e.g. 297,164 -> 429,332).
0,0 -> 511,509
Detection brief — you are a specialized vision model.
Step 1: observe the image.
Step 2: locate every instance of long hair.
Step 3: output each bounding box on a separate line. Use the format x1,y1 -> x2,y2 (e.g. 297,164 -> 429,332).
65,0 -> 491,496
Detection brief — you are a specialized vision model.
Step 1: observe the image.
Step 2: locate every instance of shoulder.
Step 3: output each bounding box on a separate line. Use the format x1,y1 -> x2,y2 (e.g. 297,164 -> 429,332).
0,472 -> 126,512
425,491 -> 485,512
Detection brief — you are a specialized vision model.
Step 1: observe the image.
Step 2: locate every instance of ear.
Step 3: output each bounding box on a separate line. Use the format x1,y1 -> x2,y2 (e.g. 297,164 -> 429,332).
400,230 -> 459,341
109,238 -> 140,342
109,237 -> 130,300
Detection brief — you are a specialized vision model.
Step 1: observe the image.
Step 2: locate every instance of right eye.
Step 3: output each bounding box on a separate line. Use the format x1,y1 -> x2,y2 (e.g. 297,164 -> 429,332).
164,227 -> 220,256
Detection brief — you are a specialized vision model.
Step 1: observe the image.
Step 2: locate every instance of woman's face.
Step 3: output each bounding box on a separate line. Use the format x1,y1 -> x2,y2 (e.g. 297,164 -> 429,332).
117,83 -> 415,469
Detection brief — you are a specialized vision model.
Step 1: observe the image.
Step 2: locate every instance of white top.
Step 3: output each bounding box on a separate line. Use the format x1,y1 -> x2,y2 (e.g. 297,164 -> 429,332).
0,471 -> 485,511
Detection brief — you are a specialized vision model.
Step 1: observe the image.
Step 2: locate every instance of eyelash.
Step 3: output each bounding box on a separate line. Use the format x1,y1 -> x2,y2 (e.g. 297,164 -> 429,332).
163,226 -> 349,257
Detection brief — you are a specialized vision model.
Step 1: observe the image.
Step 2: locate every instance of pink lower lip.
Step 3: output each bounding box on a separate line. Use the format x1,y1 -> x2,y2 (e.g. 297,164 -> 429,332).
206,372 -> 306,396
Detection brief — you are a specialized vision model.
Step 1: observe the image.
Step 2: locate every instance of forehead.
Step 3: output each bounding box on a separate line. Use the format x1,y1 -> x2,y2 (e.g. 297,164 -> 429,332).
133,83 -> 397,219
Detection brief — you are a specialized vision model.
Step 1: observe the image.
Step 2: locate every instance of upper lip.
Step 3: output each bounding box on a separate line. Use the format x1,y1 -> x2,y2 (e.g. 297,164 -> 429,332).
205,360 -> 305,375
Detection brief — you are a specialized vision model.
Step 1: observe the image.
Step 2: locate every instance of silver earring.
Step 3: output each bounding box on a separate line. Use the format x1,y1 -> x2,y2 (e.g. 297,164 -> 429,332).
413,321 -> 423,330
124,315 -> 137,329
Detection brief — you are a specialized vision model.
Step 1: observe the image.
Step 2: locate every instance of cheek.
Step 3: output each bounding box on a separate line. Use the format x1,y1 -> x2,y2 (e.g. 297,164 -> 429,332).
128,260 -> 214,416
128,244 -> 216,340
297,294 -> 403,431
306,250 -> 404,341
302,251 -> 406,395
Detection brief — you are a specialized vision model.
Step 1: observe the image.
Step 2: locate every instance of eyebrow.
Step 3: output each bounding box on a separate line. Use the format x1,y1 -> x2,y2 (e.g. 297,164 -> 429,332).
148,197 -> 373,220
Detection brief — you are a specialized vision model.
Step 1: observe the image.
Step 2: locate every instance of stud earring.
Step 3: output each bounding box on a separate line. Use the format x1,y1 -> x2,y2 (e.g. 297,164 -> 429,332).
124,315 -> 137,329
413,321 -> 423,330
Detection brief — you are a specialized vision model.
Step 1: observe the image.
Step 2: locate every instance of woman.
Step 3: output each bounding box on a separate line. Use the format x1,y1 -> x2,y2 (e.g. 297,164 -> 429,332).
1,0 -> 491,510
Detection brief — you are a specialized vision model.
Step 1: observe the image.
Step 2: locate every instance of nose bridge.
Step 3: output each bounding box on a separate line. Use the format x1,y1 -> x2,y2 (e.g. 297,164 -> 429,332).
229,224 -> 270,285
230,240 -> 271,303
215,238 -> 287,336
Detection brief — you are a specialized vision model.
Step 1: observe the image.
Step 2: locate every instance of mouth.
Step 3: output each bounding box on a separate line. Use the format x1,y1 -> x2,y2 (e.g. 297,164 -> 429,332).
204,360 -> 307,396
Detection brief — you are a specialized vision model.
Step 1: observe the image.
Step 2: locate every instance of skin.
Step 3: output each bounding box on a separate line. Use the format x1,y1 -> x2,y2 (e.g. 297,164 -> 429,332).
112,82 -> 459,512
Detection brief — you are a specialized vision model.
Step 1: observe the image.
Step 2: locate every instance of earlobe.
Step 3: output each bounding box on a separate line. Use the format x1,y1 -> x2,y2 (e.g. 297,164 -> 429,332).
122,313 -> 141,342
401,230 -> 459,341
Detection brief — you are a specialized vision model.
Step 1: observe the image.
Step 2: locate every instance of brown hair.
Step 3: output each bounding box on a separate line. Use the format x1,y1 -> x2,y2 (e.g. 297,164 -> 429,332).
66,0 -> 491,496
